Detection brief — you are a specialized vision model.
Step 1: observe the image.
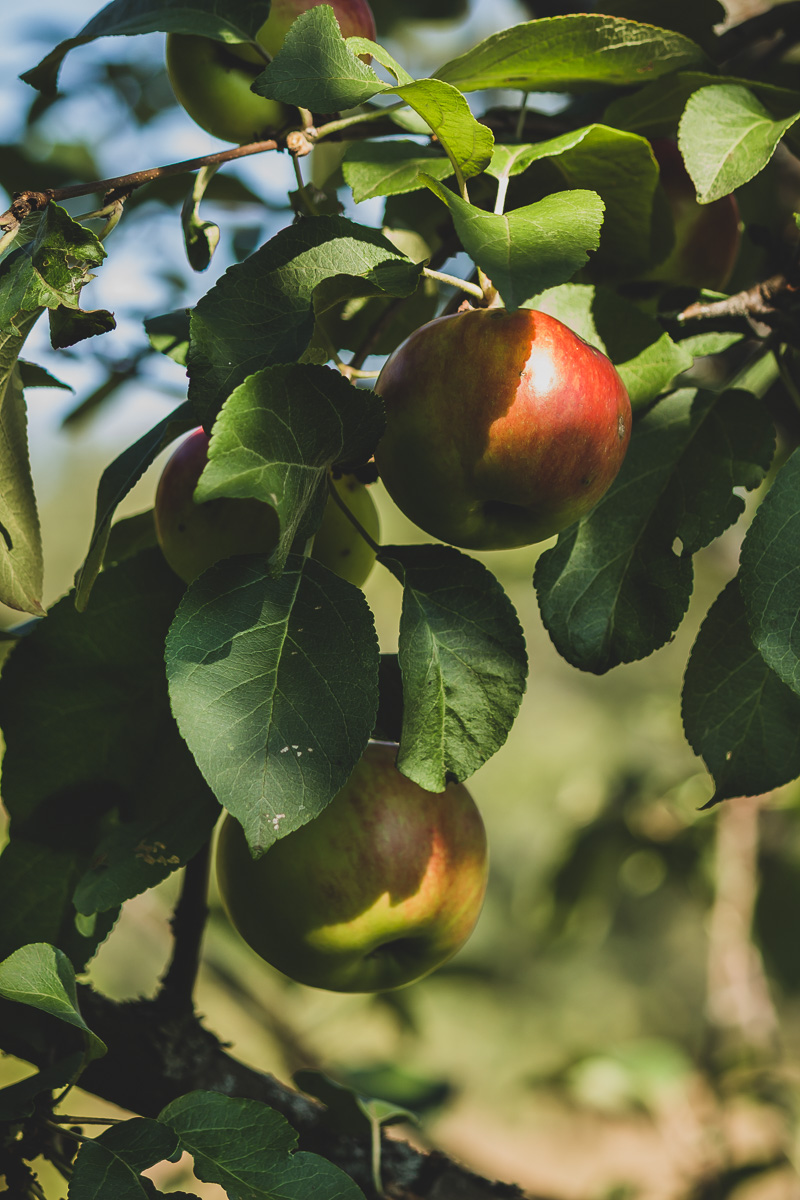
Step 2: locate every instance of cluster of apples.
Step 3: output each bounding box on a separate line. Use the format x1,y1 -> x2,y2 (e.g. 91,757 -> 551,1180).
159,1 -> 740,993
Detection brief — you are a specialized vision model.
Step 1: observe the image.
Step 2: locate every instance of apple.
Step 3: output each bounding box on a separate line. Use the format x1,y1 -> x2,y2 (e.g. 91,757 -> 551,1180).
644,138 -> 741,291
373,307 -> 631,551
166,0 -> 376,145
215,740 -> 489,991
154,427 -> 379,585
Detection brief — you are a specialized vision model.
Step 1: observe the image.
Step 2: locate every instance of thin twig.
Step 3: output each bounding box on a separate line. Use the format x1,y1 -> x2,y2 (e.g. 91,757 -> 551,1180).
0,140 -> 280,228
677,273 -> 798,323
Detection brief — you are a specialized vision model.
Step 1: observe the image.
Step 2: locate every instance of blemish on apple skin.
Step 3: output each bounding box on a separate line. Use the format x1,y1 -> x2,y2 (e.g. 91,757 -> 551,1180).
618,416 -> 627,440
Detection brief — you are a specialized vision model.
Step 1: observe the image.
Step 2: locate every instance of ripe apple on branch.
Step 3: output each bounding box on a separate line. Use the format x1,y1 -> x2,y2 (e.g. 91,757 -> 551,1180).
216,740 -> 489,992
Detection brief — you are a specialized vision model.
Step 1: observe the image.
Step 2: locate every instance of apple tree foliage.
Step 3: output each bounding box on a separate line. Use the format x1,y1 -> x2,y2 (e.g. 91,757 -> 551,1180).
2,0 -> 800,1194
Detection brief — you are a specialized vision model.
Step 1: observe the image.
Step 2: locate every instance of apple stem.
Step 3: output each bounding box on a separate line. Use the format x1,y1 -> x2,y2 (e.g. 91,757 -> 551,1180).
291,155 -> 322,217
494,172 -> 510,216
370,1116 -> 384,1197
423,267 -> 484,301
515,91 -> 529,142
326,472 -> 381,553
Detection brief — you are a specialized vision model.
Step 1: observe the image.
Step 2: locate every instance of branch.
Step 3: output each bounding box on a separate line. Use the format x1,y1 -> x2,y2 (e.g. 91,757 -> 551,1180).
156,844 -> 211,1016
676,273 -> 800,325
0,140 -> 280,228
46,986 -> 535,1200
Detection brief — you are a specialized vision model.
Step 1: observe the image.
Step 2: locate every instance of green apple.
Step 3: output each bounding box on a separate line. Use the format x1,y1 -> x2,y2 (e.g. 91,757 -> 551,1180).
313,472 -> 380,587
154,428 -> 379,585
215,741 -> 489,992
166,0 -> 376,144
643,138 -> 741,290
374,307 -> 631,551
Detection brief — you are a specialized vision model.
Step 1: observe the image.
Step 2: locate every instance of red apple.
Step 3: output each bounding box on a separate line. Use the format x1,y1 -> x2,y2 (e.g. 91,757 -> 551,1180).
154,428 -> 379,585
373,307 -> 631,551
645,138 -> 741,290
166,0 -> 376,144
215,740 -> 489,992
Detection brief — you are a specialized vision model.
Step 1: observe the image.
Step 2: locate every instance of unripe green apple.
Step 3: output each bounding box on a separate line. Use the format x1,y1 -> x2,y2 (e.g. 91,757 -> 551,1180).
644,138 -> 741,290
215,741 -> 489,992
374,307 -> 631,551
166,0 -> 376,144
154,428 -> 379,585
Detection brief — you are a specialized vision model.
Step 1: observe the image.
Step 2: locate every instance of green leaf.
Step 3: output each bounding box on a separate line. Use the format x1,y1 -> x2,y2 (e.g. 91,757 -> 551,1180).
70,1117 -> 180,1198
160,1091 -> 366,1199
255,5 -> 384,111
0,552 -> 220,912
0,348 -> 44,615
21,0 -> 275,94
0,204 -> 110,339
422,177 -> 604,310
187,216 -> 421,423
388,80 -> 494,180
145,309 -> 191,366
0,943 -> 106,1060
535,388 -> 775,673
377,545 -> 527,791
165,554 -> 379,854
295,1069 -> 417,1136
198,364 -> 384,572
487,127 -> 659,276
529,283 -> 692,410
434,15 -> 707,94
342,141 -> 453,203
18,359 -> 72,390
682,580 -> 800,803
739,447 -> 800,696
347,37 -> 414,85
604,72 -> 800,141
74,401 -> 196,611
679,84 -> 800,203
0,839 -> 118,968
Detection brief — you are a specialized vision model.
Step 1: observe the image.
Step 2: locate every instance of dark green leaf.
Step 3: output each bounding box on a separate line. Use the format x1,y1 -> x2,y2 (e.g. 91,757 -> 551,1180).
0,552 -> 219,912
198,364 -> 384,571
0,943 -> 105,1059
70,1117 -> 180,1198
739,447 -> 800,696
535,388 -> 775,672
682,580 -> 800,803
0,838 -> 118,968
187,216 -> 420,423
377,545 -> 527,790
422,177 -> 604,310
74,401 -> 196,611
160,1090 -> 366,1199
165,554 -> 379,853
434,15 -> 707,95
0,351 -> 44,615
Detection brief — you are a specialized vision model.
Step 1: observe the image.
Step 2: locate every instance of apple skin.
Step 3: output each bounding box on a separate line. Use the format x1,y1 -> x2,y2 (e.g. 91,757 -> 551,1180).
313,472 -> 380,587
154,428 -> 379,585
373,307 -> 631,551
645,139 -> 741,290
166,0 -> 376,144
215,741 -> 489,992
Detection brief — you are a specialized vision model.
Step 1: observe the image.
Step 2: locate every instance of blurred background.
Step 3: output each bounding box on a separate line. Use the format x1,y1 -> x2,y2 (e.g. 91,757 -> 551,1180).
2,1 -> 800,1197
